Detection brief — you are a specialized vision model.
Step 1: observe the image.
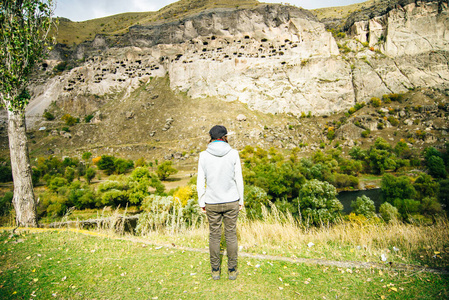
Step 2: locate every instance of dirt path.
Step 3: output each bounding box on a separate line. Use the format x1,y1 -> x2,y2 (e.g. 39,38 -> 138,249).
3,227 -> 448,275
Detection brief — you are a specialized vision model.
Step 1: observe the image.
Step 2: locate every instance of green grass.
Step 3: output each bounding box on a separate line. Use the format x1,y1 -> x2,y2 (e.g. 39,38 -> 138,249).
0,229 -> 448,299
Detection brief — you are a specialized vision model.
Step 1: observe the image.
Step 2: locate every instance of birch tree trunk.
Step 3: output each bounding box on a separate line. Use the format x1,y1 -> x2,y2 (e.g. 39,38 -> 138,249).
7,109 -> 38,227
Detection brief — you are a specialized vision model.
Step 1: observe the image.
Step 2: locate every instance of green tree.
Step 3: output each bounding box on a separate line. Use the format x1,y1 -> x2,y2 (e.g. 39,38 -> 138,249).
156,161 -> 178,181
61,114 -> 78,126
367,138 -> 397,174
379,202 -> 399,222
96,155 -> 116,175
48,177 -> 68,193
381,174 -> 416,204
82,152 -> 92,161
351,195 -> 375,218
426,156 -> 447,179
85,167 -> 96,185
0,0 -> 55,226
114,158 -> 134,174
414,174 -> 439,200
243,185 -> 270,219
64,166 -> 75,183
127,167 -> 151,204
295,179 -> 343,225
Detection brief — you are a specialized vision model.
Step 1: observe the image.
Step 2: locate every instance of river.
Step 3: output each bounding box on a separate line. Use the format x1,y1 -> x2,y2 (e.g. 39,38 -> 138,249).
337,188 -> 382,214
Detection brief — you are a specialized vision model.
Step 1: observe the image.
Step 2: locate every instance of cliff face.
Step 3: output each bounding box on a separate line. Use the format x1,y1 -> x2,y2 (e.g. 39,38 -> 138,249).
26,0 -> 449,125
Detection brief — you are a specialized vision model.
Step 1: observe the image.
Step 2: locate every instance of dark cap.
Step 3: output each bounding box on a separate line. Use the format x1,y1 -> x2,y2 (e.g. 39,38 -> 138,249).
209,125 -> 227,139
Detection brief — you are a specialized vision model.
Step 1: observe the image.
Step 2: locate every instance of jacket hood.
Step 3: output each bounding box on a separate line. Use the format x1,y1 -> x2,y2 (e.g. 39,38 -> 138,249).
206,141 -> 232,157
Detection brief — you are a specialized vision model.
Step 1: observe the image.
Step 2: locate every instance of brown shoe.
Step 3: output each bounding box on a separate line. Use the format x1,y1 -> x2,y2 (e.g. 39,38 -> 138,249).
228,269 -> 238,280
212,269 -> 220,280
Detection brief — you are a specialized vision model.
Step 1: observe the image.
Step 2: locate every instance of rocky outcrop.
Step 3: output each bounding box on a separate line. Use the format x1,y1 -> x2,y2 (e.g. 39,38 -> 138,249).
348,0 -> 449,57
24,0 -> 449,128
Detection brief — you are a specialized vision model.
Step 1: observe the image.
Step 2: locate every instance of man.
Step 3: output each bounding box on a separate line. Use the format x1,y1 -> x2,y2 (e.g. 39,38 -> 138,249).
197,125 -> 244,280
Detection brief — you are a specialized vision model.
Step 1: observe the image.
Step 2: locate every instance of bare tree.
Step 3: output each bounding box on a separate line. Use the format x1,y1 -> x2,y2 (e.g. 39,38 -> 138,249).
0,0 -> 56,226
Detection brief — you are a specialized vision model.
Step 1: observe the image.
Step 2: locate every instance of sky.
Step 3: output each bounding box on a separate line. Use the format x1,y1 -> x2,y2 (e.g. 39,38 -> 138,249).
54,0 -> 369,22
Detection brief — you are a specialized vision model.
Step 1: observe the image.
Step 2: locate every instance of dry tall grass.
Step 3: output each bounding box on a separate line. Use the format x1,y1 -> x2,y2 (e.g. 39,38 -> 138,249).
135,203 -> 449,267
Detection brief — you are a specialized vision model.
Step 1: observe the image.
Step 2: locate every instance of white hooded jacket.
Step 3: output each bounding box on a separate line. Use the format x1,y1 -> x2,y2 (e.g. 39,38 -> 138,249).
197,141 -> 244,207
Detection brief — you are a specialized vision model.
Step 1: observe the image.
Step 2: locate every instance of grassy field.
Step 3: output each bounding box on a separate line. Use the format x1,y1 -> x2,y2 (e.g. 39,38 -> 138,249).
311,0 -> 377,20
1,223 -> 448,299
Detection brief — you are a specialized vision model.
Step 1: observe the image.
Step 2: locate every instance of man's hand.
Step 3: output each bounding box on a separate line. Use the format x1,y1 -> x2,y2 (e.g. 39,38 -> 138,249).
239,205 -> 243,211
201,207 -> 206,214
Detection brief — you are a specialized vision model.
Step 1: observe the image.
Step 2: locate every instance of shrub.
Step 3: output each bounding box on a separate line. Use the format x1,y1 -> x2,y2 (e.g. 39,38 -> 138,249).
351,195 -> 375,218
38,192 -> 68,217
295,179 -> 343,225
136,195 -> 175,233
92,156 -> 102,165
379,202 -> 399,222
367,138 -> 397,174
426,155 -> 447,178
361,130 -> 370,138
181,198 -> 205,228
420,197 -> 443,216
393,198 -> 420,218
114,158 -> 134,174
333,173 -> 359,189
85,168 -> 96,184
135,158 -> 146,167
98,180 -> 128,193
414,174 -> 438,200
387,116 -> 399,126
244,185 -> 270,220
32,168 -> 41,186
84,115 -> 94,123
0,164 -> 13,183
100,190 -> 128,207
48,177 -> 68,193
127,167 -> 164,204
136,194 -> 204,234
82,152 -> 92,161
0,192 -> 13,216
370,97 -> 381,107
354,102 -> 365,110
61,114 -> 78,126
173,185 -> 194,207
67,182 -> 96,209
381,174 -> 416,204
394,140 -> 410,157
388,93 -> 404,103
156,161 -> 178,181
64,166 -> 75,183
382,94 -> 391,104
54,61 -> 68,72
43,111 -> 55,121
97,155 -> 116,175
327,129 -> 335,140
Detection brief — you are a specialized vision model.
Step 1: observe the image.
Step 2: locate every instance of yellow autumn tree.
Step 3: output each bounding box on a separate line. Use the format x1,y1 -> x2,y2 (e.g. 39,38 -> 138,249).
173,185 -> 194,207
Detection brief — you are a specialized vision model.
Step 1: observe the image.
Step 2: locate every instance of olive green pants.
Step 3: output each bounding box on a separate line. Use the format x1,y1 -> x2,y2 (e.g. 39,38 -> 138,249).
205,201 -> 240,271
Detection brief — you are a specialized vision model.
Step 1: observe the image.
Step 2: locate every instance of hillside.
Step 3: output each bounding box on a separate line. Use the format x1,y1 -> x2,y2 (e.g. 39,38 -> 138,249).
55,0 -> 261,45
0,0 -> 447,164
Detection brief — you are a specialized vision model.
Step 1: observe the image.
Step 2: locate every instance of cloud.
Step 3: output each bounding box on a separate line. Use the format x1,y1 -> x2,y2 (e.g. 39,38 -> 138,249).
55,0 -> 168,21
